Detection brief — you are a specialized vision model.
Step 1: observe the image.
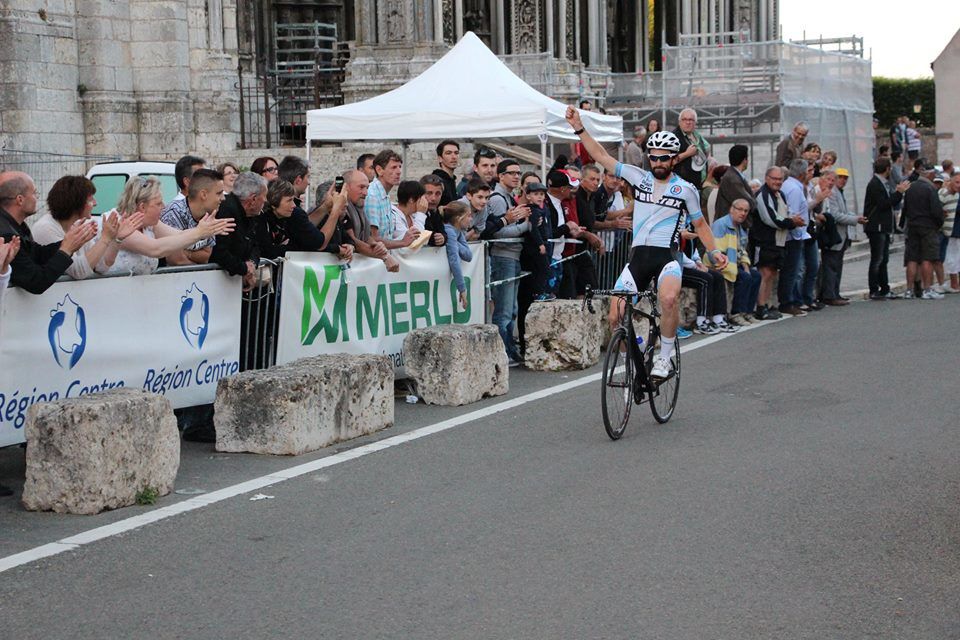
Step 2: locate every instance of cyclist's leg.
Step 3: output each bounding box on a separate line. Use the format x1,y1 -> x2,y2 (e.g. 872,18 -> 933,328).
609,254 -> 645,332
656,260 -> 682,363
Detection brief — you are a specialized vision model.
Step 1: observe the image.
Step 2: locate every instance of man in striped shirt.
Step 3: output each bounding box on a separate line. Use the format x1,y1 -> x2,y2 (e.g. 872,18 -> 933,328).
938,173 -> 960,293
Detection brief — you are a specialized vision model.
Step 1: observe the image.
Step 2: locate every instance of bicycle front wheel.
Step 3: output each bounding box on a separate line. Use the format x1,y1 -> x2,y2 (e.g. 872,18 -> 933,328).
649,338 -> 680,423
601,328 -> 633,440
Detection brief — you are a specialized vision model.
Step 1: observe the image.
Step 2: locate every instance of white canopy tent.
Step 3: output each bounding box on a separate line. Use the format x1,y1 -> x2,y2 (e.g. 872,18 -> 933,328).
304,31 -> 623,179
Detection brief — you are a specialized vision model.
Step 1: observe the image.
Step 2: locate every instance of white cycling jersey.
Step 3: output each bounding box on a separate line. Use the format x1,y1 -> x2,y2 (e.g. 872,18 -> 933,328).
615,162 -> 703,249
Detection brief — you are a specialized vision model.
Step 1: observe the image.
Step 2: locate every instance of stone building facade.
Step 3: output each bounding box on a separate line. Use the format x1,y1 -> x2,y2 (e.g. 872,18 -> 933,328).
1,0 -> 238,158
1,0 -> 778,161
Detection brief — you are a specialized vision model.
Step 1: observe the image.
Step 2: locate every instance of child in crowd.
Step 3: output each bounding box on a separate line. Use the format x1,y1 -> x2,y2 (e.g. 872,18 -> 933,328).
442,201 -> 473,310
519,182 -> 552,300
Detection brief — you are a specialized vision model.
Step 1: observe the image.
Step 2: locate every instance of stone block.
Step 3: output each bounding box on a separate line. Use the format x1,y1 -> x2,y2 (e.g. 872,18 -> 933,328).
214,354 -> 393,455
524,300 -> 601,371
679,286 -> 698,329
21,388 -> 180,515
403,324 -> 508,406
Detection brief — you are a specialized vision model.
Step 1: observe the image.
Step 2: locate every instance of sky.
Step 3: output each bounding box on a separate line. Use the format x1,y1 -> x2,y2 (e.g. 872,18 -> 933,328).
778,0 -> 959,78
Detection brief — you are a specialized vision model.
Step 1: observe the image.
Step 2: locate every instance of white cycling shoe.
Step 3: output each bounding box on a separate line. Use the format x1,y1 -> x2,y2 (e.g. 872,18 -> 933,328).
651,356 -> 673,379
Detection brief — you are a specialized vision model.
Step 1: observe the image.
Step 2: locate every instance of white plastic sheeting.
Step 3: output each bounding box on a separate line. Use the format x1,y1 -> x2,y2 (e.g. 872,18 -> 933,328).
661,40 -> 874,212
304,32 -> 623,143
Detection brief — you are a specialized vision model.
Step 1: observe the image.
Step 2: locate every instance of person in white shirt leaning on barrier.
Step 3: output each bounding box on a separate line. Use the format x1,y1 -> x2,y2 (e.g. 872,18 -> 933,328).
106,176 -> 235,276
32,175 -> 145,280
565,106 -> 727,379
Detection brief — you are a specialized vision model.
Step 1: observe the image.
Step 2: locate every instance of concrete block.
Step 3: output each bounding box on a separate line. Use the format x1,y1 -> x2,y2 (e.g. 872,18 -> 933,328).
21,388 -> 180,515
524,300 -> 601,371
215,354 -> 393,455
679,286 -> 698,329
403,324 -> 509,406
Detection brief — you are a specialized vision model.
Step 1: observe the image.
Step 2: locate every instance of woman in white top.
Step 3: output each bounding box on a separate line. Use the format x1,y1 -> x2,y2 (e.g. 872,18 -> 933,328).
106,176 -> 234,275
31,175 -> 144,280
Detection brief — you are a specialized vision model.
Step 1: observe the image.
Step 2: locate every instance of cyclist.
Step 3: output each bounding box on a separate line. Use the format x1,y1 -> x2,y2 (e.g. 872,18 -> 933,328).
565,106 -> 728,378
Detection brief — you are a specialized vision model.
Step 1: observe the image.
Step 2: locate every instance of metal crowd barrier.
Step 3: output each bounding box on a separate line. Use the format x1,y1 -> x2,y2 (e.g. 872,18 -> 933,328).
240,258 -> 285,372
482,231 -> 634,297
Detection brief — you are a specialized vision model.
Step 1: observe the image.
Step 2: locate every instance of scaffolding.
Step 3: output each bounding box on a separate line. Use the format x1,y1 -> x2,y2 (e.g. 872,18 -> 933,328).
606,33 -> 874,212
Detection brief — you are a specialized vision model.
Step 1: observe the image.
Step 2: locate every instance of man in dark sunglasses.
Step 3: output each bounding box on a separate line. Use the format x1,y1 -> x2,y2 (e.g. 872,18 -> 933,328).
566,106 -> 727,380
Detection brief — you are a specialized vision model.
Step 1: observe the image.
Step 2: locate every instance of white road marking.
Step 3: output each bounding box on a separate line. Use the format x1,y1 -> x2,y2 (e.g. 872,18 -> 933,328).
0,318 -> 780,574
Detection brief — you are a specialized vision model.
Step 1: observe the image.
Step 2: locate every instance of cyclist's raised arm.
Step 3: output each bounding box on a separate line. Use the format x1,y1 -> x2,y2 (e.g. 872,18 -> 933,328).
565,106 -> 618,175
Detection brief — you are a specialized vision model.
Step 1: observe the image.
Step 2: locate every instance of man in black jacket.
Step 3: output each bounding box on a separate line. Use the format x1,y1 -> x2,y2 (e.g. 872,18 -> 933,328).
901,160 -> 944,299
0,171 -> 95,294
277,155 -> 352,260
716,145 -> 756,220
431,140 -> 460,205
211,171 -> 268,288
863,157 -> 910,299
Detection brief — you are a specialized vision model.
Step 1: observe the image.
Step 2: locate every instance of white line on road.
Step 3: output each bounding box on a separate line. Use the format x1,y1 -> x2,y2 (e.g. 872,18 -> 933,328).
0,318 -> 779,574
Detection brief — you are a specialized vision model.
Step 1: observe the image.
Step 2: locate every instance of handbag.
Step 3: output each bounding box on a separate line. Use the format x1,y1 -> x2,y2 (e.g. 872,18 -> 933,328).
817,214 -> 842,249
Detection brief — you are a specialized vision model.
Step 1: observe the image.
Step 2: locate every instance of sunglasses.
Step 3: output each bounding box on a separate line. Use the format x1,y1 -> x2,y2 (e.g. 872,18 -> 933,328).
263,167 -> 279,174
501,170 -> 521,176
477,149 -> 497,159
648,154 -> 676,163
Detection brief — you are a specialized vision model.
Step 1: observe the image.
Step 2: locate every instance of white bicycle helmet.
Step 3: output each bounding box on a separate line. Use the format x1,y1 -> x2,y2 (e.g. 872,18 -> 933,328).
646,130 -> 681,153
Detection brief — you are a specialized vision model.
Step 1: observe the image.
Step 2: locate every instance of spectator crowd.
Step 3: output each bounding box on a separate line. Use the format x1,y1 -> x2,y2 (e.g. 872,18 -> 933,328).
1,107 -> 958,399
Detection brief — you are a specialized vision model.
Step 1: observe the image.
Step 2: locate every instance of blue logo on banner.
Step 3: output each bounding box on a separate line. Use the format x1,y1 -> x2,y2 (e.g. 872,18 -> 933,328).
48,294 -> 86,369
180,283 -> 210,350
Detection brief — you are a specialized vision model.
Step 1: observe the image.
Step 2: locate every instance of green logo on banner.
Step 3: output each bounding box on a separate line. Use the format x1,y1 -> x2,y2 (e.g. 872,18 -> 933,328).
300,265 -> 471,346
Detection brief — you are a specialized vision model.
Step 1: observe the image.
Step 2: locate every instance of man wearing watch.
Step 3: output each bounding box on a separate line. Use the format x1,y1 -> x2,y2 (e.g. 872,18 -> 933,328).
566,106 -> 727,380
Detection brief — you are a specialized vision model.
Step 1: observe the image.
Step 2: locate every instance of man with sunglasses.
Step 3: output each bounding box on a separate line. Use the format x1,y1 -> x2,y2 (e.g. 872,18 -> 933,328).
565,106 -> 727,379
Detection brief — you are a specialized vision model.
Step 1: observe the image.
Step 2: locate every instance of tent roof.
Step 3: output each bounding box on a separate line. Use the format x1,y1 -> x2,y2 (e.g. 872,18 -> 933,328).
305,32 -> 623,143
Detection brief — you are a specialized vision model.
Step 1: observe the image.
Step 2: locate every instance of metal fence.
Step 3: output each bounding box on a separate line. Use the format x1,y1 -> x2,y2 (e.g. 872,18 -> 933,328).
233,236 -> 634,371
0,148 -> 119,217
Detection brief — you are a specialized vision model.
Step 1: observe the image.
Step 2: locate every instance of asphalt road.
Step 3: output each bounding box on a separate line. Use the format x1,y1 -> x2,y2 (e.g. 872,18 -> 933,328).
1,294 -> 959,639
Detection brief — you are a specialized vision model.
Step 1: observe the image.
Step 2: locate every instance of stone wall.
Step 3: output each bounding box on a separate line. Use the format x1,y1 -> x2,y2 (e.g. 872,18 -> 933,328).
0,0 -> 238,159
0,0 -> 86,154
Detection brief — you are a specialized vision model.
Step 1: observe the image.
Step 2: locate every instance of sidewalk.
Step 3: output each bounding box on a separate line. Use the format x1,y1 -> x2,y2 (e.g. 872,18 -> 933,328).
839,236 -> 906,298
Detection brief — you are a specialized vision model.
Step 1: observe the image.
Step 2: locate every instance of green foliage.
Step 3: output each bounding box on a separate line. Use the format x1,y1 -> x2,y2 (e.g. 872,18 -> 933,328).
135,486 -> 160,506
873,77 -> 936,128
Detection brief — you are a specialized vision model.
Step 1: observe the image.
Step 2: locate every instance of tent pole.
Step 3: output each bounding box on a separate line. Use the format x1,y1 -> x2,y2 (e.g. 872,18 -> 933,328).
401,141 -> 408,180
304,138 -> 312,209
540,135 -> 548,181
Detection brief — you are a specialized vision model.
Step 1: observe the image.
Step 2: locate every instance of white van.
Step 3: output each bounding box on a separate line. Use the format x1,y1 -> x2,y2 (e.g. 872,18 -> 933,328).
85,161 -> 178,215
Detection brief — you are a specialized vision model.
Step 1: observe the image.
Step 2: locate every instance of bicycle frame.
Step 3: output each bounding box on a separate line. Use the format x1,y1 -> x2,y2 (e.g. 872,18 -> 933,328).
585,287 -> 667,401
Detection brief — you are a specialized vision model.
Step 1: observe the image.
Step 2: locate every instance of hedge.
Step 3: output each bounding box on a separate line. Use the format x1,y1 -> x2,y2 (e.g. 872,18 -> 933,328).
873,77 -> 936,129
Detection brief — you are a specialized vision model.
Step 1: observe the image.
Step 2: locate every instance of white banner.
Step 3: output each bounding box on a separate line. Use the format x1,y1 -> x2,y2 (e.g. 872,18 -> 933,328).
0,269 -> 241,447
277,247 -> 486,373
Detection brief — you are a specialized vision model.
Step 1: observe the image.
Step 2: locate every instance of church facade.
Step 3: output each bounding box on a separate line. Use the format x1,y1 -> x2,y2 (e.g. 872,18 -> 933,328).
0,0 -> 778,159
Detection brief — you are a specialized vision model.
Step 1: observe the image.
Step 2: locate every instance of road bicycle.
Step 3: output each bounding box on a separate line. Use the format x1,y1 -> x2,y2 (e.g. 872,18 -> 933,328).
583,286 -> 681,439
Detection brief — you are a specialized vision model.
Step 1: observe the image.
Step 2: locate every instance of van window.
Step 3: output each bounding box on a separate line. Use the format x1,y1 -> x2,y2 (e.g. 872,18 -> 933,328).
89,174 -> 128,215
89,172 -> 178,215
142,174 -> 179,205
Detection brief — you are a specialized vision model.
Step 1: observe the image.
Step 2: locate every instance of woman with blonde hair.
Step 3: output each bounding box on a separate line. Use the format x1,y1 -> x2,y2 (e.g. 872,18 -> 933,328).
106,176 -> 234,275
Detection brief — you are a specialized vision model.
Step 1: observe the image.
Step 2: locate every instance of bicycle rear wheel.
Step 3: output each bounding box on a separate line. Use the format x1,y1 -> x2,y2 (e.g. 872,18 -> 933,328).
601,328 -> 633,440
649,335 -> 680,423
